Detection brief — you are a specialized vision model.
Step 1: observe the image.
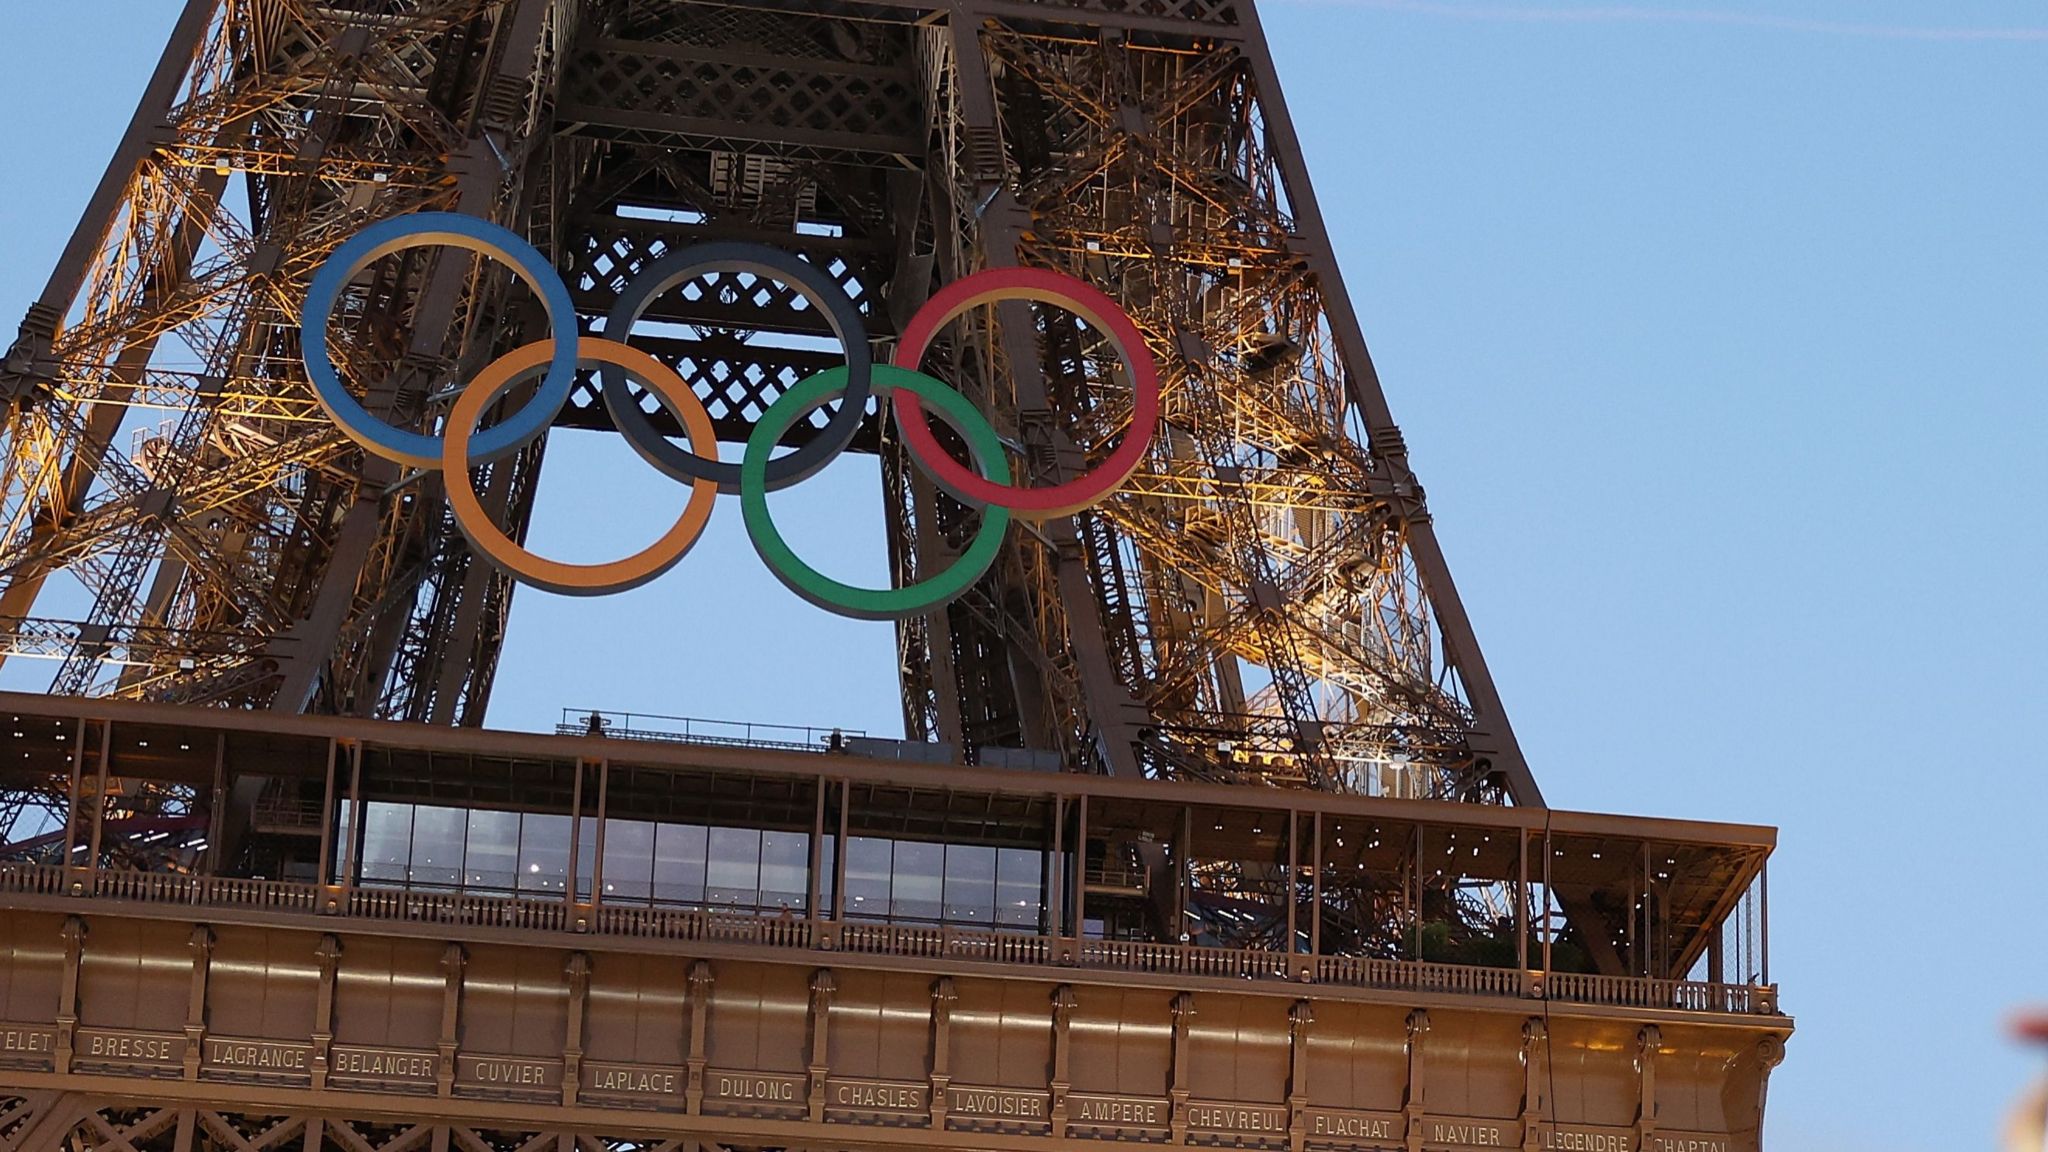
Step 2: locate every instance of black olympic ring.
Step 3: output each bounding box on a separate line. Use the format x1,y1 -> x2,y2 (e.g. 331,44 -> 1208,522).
601,242 -> 873,495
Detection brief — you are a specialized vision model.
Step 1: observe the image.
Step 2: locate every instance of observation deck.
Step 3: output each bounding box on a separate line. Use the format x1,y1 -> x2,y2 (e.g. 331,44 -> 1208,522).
0,692 -> 1787,1151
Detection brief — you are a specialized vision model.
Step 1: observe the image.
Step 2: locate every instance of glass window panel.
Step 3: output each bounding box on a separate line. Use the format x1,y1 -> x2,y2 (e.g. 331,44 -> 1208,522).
844,837 -> 891,920
408,805 -> 466,888
759,832 -> 810,912
518,813 -> 571,895
818,836 -> 837,917
892,841 -> 943,923
465,809 -> 519,891
359,803 -> 413,885
576,816 -> 598,900
706,827 -> 762,908
996,848 -> 1044,929
943,845 -> 997,925
653,823 -> 708,905
602,819 -> 656,903
333,801 -> 358,883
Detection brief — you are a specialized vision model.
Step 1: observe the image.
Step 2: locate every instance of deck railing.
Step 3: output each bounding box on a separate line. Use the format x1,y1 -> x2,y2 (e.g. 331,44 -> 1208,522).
554,708 -> 862,754
0,863 -> 1776,1016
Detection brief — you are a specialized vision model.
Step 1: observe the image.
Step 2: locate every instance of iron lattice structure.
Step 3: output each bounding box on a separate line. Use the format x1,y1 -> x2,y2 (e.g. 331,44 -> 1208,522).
0,0 -> 1539,844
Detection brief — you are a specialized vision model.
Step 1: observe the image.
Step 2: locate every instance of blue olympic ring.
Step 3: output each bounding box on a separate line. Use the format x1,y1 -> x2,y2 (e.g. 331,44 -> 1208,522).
300,211 -> 1160,616
300,212 -> 581,469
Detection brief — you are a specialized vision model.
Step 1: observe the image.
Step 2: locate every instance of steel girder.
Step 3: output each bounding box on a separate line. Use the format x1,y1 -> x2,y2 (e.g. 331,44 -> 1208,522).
3,1 -> 1544,824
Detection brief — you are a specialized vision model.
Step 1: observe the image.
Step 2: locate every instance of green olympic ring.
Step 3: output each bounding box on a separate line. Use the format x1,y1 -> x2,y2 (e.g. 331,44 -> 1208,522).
304,212 -> 1158,618
742,365 -> 1013,621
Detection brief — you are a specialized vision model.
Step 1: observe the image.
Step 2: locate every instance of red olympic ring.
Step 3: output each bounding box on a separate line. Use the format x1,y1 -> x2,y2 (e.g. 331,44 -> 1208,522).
891,266 -> 1161,521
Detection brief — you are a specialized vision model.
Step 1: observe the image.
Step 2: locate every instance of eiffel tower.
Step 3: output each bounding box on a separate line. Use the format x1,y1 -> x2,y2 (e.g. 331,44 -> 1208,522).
0,1 -> 1787,1149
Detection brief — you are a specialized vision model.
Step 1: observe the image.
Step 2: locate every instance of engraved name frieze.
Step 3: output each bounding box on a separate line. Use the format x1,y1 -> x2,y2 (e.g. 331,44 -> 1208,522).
76,1030 -> 182,1065
1533,1125 -> 1636,1151
706,1071 -> 805,1104
1303,1107 -> 1400,1143
1426,1118 -> 1509,1148
329,1046 -> 437,1083
1066,1093 -> 1170,1130
203,1038 -> 311,1073
826,1078 -> 926,1112
1455,1126 -> 1742,1152
947,1086 -> 1050,1121
1185,1102 -> 1290,1134
584,1062 -> 682,1096
0,1026 -> 56,1060
456,1054 -> 562,1090
1647,1136 -> 1735,1152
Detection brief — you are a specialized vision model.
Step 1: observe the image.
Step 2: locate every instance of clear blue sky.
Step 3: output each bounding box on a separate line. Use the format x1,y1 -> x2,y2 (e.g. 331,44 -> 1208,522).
1,2 -> 2044,1146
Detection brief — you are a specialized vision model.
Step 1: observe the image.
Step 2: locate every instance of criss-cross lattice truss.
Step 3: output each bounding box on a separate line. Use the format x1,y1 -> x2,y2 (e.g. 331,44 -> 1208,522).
884,16 -> 1529,801
1,0 -> 1540,829
0,1098 -> 783,1152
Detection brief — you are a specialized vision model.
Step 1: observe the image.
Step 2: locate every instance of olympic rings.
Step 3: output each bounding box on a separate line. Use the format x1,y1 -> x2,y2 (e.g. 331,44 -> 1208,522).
443,338 -> 719,597
302,212 -> 580,469
302,211 -> 1160,618
743,366 -> 1011,621
602,242 -> 873,495
892,266 -> 1162,521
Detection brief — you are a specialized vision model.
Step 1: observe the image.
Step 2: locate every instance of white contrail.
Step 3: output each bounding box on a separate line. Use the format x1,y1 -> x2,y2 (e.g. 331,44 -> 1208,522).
1284,0 -> 2048,43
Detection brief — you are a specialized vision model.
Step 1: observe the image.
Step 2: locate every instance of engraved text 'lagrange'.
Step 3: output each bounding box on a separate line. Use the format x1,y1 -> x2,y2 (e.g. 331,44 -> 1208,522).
204,1039 -> 310,1071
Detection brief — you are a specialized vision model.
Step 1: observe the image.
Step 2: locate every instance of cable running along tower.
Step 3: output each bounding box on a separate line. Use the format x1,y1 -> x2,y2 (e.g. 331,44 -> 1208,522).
0,1 -> 1788,1150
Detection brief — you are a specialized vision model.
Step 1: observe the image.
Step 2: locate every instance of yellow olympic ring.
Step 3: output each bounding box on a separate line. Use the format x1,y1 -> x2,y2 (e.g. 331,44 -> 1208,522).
441,337 -> 720,597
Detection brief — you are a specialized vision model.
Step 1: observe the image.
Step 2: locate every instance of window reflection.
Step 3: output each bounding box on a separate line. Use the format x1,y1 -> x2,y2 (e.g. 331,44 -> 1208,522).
840,835 -> 1044,930
359,802 -> 411,885
602,819 -> 655,902
705,826 -> 760,907
466,809 -> 517,890
339,803 -> 1044,930
997,847 -> 1044,928
944,845 -> 997,923
409,806 -> 464,887
654,822 -> 707,904
760,831 -> 809,911
891,841 -> 942,921
845,836 -> 892,916
519,813 -> 570,894
576,816 -> 598,900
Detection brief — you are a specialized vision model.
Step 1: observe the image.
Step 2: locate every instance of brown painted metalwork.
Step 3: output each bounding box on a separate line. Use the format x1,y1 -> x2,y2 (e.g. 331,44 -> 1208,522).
0,0 -> 1789,1145
0,694 -> 1782,1149
4,0 -> 1533,799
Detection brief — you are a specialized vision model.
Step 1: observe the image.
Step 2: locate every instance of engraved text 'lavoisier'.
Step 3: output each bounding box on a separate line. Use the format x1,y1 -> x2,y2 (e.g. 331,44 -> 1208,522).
949,1087 -> 1049,1119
